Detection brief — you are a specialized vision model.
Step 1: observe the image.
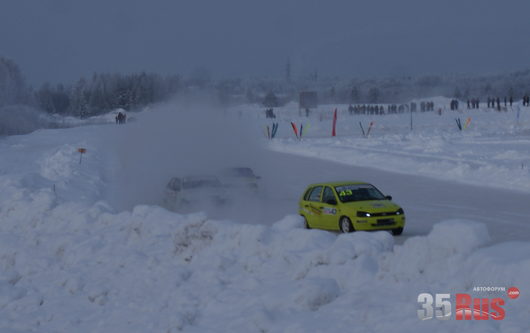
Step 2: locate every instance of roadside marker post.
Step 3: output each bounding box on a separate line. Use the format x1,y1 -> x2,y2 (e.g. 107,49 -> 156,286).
77,148 -> 87,164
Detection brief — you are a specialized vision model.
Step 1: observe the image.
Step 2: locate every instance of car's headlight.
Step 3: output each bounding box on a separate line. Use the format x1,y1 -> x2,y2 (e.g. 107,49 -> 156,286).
357,211 -> 371,217
395,208 -> 404,215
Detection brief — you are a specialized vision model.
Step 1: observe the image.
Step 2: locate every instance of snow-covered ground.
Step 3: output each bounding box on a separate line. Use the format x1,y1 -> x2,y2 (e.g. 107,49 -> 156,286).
238,99 -> 530,193
0,101 -> 529,332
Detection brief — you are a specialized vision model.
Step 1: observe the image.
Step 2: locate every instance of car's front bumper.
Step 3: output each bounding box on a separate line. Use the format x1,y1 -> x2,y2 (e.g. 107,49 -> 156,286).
354,215 -> 405,231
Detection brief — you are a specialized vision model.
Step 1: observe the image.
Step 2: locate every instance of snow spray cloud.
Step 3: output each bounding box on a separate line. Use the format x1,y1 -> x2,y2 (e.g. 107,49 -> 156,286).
106,100 -> 263,211
0,105 -> 51,136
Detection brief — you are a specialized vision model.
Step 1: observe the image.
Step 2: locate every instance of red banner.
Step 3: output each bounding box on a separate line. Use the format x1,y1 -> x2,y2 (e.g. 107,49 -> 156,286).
332,109 -> 337,137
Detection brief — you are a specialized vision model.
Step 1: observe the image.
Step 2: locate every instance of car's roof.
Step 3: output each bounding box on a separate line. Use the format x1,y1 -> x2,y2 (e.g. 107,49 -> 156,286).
220,167 -> 258,178
306,181 -> 369,188
183,175 -> 219,181
224,167 -> 252,171
222,167 -> 255,173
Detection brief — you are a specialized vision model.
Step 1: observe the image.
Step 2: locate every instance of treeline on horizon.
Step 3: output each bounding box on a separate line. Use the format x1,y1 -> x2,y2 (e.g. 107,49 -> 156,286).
0,57 -> 182,118
2,56 -> 530,119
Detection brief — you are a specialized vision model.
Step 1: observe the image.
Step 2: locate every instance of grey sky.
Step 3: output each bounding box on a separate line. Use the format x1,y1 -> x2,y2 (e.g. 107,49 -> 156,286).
1,0 -> 530,85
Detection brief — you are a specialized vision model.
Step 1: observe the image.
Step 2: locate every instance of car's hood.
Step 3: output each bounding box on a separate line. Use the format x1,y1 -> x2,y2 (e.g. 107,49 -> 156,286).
342,200 -> 400,213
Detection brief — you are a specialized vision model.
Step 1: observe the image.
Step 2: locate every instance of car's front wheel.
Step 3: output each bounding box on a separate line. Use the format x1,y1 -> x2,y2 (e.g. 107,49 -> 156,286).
339,217 -> 354,233
392,227 -> 403,236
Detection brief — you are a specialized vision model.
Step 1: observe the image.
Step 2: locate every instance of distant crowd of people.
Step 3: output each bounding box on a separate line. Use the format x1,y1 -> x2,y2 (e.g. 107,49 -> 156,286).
115,112 -> 127,124
466,99 -> 481,109
348,104 -> 385,115
347,101 -> 435,115
282,95 -> 530,120
486,97 -> 513,111
347,96 -> 530,115
265,108 -> 276,119
458,95 -> 530,111
346,96 -> 530,115
417,101 -> 435,112
450,99 -> 460,110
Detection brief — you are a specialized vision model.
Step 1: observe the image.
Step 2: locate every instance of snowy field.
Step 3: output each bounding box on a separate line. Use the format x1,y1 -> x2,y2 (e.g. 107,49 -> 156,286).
0,100 -> 529,332
237,98 -> 530,193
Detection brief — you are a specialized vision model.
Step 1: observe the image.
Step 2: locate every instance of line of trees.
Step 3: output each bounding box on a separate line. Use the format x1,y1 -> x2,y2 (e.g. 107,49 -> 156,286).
213,71 -> 530,107
1,56 -> 183,118
36,73 -> 182,118
3,55 -> 530,119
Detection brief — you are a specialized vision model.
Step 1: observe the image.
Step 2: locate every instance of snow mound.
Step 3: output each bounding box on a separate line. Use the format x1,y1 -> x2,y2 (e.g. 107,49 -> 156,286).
40,144 -> 78,181
1,178 -> 528,333
428,219 -> 490,253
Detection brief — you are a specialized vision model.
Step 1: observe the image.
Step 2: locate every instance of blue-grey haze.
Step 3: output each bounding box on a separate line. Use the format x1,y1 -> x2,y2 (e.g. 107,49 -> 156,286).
1,0 -> 529,84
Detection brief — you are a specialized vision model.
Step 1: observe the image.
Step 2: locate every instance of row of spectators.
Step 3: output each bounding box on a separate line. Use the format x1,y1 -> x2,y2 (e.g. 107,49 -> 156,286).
486,97 -> 513,110
462,96 -> 530,111
291,95 -> 530,119
347,101 -> 436,115
454,97 -> 515,111
348,104 -> 385,115
466,99 -> 480,109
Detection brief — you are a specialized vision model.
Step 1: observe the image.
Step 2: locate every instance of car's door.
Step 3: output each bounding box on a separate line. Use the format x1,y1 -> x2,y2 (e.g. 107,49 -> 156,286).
302,186 -> 324,228
319,186 -> 339,230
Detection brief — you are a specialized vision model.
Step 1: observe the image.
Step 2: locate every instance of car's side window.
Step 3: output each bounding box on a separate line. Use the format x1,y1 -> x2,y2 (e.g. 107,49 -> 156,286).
308,186 -> 323,202
303,187 -> 314,201
322,186 -> 336,203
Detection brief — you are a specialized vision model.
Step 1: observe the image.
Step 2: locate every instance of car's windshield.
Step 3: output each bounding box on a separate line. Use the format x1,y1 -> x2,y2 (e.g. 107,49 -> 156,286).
183,178 -> 222,189
335,184 -> 385,202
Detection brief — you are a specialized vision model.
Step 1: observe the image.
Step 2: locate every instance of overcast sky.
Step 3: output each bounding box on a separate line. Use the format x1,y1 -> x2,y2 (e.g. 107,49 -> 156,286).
1,0 -> 530,85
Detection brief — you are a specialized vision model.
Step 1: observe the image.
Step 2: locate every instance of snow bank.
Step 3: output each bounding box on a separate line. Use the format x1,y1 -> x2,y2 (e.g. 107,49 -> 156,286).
1,177 -> 528,332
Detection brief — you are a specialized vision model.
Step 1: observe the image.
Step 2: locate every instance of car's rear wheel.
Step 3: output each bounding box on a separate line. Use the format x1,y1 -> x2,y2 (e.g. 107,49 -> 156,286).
339,217 -> 354,233
392,227 -> 403,236
303,216 -> 311,229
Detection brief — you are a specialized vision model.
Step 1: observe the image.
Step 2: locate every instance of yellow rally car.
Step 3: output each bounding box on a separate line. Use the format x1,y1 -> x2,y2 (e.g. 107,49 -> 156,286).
299,181 -> 405,235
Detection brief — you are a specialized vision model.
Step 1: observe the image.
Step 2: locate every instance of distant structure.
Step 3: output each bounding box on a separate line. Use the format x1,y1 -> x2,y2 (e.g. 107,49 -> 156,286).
299,91 -> 318,116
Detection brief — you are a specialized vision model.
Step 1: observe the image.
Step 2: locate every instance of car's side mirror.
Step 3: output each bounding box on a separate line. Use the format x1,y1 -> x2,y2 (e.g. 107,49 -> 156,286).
326,199 -> 337,205
385,195 -> 392,201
